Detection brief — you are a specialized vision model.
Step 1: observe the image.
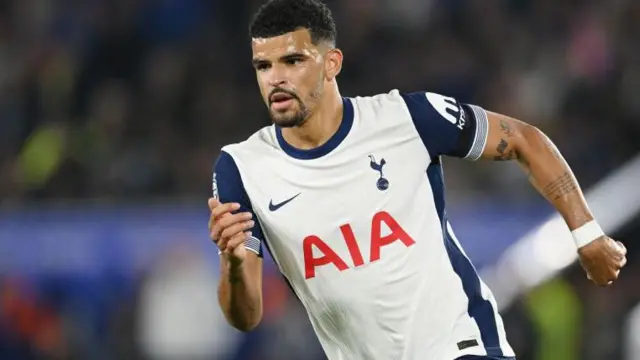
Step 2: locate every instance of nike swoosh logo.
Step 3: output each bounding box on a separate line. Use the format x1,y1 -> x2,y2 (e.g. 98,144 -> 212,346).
269,193 -> 301,211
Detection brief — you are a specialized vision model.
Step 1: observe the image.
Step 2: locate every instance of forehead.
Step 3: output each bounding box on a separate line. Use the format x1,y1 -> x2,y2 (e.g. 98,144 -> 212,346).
251,28 -> 319,59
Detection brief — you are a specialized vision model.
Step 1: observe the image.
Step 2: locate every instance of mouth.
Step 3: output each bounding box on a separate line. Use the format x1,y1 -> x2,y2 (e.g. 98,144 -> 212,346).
270,92 -> 294,103
270,92 -> 296,111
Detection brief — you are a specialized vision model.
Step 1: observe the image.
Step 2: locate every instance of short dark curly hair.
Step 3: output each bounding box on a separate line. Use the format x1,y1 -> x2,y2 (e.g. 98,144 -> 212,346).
249,0 -> 337,45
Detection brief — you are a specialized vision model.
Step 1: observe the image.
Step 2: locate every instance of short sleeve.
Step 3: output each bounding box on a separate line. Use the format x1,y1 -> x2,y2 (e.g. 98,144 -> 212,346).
400,91 -> 489,160
213,151 -> 265,257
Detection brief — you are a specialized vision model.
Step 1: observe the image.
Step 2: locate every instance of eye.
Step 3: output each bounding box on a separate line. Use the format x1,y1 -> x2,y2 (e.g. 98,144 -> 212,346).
255,63 -> 270,71
285,57 -> 304,65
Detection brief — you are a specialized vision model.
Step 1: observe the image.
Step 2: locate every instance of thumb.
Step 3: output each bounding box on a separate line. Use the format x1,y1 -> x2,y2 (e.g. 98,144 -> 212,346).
208,197 -> 220,210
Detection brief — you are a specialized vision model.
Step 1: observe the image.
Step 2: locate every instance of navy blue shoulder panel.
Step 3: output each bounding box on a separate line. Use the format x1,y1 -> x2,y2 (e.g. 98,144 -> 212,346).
400,91 -> 480,159
213,151 -> 264,257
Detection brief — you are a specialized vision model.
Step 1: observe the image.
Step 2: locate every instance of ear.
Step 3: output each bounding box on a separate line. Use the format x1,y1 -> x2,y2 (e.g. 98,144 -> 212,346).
324,48 -> 343,81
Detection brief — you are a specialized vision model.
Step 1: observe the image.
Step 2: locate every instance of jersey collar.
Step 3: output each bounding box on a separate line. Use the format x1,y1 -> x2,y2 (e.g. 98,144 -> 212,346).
275,97 -> 354,160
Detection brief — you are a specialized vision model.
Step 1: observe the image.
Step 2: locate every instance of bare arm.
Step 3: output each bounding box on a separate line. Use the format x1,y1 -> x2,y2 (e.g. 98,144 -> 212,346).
403,90 -> 625,285
217,251 -> 263,332
212,151 -> 268,330
480,112 -> 592,230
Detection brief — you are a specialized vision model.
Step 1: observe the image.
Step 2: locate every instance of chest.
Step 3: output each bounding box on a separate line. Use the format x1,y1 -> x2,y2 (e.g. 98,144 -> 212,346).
242,137 -> 430,257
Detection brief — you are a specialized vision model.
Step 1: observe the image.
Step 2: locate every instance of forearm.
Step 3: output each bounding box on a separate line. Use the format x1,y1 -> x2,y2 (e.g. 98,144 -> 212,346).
217,255 -> 263,331
515,126 -> 593,230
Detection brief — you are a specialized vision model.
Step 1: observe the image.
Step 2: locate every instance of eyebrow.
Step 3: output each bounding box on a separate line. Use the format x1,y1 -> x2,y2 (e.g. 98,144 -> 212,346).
252,52 -> 308,66
251,58 -> 267,67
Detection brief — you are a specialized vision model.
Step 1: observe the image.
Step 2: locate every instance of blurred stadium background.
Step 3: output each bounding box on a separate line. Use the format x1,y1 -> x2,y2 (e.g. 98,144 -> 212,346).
0,0 -> 638,359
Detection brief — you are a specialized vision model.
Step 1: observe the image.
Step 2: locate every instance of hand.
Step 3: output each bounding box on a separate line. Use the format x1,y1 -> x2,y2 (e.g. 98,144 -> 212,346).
208,198 -> 254,264
577,236 -> 627,286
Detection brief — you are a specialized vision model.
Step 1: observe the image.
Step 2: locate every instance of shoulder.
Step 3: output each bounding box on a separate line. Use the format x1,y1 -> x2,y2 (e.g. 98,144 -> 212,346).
220,125 -> 278,159
215,125 -> 283,186
349,89 -> 407,113
345,89 -> 416,131
349,89 -> 457,122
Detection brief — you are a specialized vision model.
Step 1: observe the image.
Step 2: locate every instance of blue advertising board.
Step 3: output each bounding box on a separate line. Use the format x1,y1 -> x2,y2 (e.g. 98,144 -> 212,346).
0,202 -> 549,278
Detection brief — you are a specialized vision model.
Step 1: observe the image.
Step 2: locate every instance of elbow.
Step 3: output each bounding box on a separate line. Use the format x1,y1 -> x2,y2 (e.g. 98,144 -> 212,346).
520,123 -> 544,140
516,124 -> 549,153
515,124 -> 559,165
217,294 -> 263,332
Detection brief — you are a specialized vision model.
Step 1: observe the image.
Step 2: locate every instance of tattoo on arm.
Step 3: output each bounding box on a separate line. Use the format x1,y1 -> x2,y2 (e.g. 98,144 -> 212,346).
493,139 -> 516,160
493,119 -> 517,161
542,172 -> 577,200
499,119 -> 514,136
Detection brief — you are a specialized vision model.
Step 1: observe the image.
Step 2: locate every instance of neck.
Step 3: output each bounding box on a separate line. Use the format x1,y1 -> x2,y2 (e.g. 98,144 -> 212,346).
281,86 -> 343,150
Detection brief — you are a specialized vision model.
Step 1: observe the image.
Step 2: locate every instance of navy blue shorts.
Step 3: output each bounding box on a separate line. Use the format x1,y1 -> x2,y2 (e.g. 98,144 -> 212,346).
456,356 -> 516,360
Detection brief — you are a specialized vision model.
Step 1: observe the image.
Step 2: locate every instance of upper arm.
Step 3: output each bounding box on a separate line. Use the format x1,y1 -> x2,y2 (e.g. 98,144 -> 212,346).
479,111 -> 541,161
213,150 -> 266,258
400,91 -> 489,160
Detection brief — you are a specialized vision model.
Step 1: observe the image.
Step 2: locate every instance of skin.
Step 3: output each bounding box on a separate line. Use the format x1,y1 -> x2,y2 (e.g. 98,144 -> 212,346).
251,28 -> 344,149
480,113 -> 627,286
210,28 -> 627,332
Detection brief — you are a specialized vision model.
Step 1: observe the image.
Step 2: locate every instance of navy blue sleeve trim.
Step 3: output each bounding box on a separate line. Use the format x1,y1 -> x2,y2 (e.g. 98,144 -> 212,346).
213,151 -> 264,257
400,92 -> 488,160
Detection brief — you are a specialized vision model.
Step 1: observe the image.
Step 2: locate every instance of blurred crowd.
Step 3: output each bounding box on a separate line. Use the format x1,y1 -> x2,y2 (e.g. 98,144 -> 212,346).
0,0 -> 638,206
0,0 -> 639,359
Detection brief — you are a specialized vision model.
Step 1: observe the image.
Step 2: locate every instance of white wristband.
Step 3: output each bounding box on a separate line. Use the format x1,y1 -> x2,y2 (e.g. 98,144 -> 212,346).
571,220 -> 605,248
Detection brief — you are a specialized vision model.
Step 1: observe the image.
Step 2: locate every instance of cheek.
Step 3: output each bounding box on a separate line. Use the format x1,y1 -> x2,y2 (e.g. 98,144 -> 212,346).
256,75 -> 269,97
299,67 -> 323,94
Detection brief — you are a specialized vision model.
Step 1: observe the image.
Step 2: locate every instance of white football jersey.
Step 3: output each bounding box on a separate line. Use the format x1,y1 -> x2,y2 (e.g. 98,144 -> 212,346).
213,89 -> 515,360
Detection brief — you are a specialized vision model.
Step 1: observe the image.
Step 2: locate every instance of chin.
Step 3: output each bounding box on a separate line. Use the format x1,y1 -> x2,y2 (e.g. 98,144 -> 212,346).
272,117 -> 304,128
270,112 -> 306,128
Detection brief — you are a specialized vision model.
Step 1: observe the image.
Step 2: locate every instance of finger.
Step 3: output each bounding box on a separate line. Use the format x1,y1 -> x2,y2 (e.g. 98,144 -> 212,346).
217,212 -> 253,230
603,269 -> 620,286
216,217 -> 253,250
616,241 -> 627,255
221,231 -> 250,253
209,200 -> 234,232
210,221 -> 222,242
217,226 -> 248,251
227,232 -> 252,255
619,256 -> 627,268
221,220 -> 255,240
589,272 -> 609,287
211,212 -> 251,240
217,232 -> 230,251
208,197 -> 220,210
212,202 -> 241,219
225,232 -> 251,252
208,208 -> 218,232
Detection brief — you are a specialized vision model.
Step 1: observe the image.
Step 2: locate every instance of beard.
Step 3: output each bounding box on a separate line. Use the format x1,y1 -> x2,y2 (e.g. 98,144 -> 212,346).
268,97 -> 310,128
267,83 -> 322,128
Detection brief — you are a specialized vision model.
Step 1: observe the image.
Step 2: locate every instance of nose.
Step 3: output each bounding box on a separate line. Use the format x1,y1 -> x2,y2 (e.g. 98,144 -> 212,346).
266,64 -> 289,88
268,77 -> 286,88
